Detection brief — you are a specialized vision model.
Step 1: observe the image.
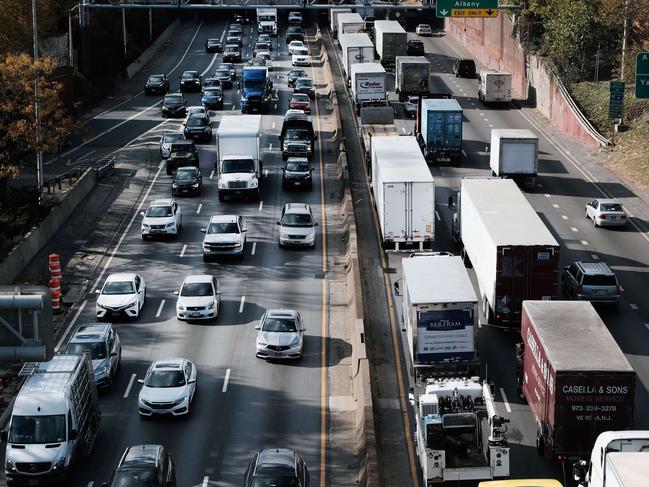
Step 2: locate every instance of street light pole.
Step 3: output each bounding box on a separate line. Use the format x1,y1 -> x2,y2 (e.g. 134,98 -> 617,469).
32,0 -> 44,205
620,0 -> 629,81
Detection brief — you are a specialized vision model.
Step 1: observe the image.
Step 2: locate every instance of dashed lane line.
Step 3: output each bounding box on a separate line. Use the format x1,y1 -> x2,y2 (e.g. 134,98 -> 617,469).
180,244 -> 187,257
581,240 -> 589,246
251,242 -> 256,255
239,296 -> 246,313
630,303 -> 639,310
124,374 -> 137,398
258,201 -> 264,211
222,369 -> 231,392
197,203 -> 203,214
156,299 -> 166,318
499,387 -> 512,413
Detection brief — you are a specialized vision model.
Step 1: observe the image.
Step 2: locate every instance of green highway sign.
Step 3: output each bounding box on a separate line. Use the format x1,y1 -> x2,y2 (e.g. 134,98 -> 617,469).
436,0 -> 498,18
636,52 -> 649,99
609,81 -> 624,119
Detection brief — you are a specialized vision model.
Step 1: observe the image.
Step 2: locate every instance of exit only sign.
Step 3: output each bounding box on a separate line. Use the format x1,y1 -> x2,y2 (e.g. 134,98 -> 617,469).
436,0 -> 498,18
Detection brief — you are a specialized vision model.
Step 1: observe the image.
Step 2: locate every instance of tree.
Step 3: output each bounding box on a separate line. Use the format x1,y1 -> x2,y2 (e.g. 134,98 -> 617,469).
0,52 -> 78,199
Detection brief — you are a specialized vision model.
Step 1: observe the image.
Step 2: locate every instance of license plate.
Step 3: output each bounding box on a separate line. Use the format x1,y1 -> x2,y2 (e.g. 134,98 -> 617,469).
192,312 -> 200,317
182,189 -> 188,193
28,480 -> 38,486
151,229 -> 163,233
294,182 -> 301,186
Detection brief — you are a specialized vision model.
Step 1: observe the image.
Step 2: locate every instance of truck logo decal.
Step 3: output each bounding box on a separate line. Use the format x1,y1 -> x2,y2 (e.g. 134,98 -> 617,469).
360,81 -> 383,89
355,54 -> 365,61
526,327 -> 554,395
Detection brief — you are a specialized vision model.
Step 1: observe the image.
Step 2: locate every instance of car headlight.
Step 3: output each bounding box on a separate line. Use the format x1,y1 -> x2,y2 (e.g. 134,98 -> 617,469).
52,457 -> 66,470
208,301 -> 215,310
191,183 -> 199,188
204,127 -> 211,133
172,183 -> 178,188
257,340 -> 267,347
305,233 -> 315,242
218,181 -> 227,189
173,396 -> 187,406
290,336 -> 300,347
6,459 -> 15,470
127,301 -> 138,309
240,96 -> 248,102
142,223 -> 150,229
249,179 -> 258,188
141,399 -> 153,407
165,222 -> 175,228
95,365 -> 108,376
97,303 -> 107,310
178,304 -> 185,311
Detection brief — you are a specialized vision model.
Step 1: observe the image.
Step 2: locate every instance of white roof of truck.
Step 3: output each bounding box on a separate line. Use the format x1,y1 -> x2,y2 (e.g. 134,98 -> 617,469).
350,63 -> 385,75
217,115 -> 262,136
374,20 -> 406,34
337,12 -> 364,23
523,301 -> 633,372
421,98 -> 462,112
339,33 -> 374,49
461,178 -> 559,246
372,136 -> 433,183
607,452 -> 649,486
403,255 -> 477,304
491,128 -> 537,140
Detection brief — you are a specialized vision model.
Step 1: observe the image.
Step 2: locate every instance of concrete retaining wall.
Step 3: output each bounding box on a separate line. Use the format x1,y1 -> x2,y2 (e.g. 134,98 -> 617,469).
447,16 -> 605,148
0,169 -> 98,285
126,18 -> 180,79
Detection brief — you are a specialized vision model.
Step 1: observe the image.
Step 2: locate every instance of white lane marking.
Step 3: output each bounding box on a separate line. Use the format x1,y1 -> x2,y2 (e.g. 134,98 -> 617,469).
251,242 -> 257,255
544,194 -> 551,198
479,112 -> 484,116
209,170 -> 215,179
269,143 -> 273,150
537,183 -> 543,188
202,476 -> 209,487
222,369 -> 231,392
552,203 -> 559,208
124,374 -> 137,398
630,303 -> 639,310
581,240 -> 589,246
645,323 -> 649,331
272,122 -> 276,129
232,105 -> 237,110
156,299 -> 166,318
591,254 -> 600,260
264,168 -> 268,177
401,127 -> 406,134
561,215 -> 568,220
167,21 -> 204,77
435,210 -> 440,221
80,150 -> 96,160
55,300 -> 88,351
87,482 -> 94,487
274,103 -> 277,109
499,387 -> 512,413
571,227 -> 578,232
197,203 -> 203,214
258,200 -> 264,211
180,244 -> 187,257
239,296 -> 246,313
488,124 -> 493,128
484,118 -> 489,122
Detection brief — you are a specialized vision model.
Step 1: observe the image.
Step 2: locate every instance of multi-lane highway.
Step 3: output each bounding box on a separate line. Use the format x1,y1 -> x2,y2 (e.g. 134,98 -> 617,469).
4,17 -> 340,487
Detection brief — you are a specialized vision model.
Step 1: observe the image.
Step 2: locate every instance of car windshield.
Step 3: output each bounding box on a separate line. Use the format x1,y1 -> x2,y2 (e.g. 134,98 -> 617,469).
225,46 -> 238,53
216,69 -> 230,77
251,478 -> 299,487
102,281 -> 135,295
292,94 -> 309,103
65,341 -> 108,360
222,159 -> 255,174
9,415 -> 66,444
204,89 -> 222,97
290,70 -> 306,78
286,160 -> 309,171
600,203 -> 623,212
582,275 -> 618,286
244,78 -> 266,90
262,317 -> 298,332
281,213 -> 313,227
204,79 -> 221,87
288,27 -> 302,34
285,128 -> 310,141
175,170 -> 196,181
164,95 -> 183,104
163,133 -> 183,144
112,470 -> 160,487
149,75 -> 164,82
208,39 -> 219,44
182,72 -> 198,79
296,79 -> 312,88
145,370 -> 186,388
294,48 -> 308,56
181,282 -> 213,297
187,117 -> 207,127
146,206 -> 173,217
207,222 -> 239,234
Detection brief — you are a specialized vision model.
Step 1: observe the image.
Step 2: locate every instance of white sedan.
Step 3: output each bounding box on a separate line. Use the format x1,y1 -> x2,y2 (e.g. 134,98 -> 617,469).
175,274 -> 222,320
416,24 -> 433,36
288,40 -> 305,55
585,198 -> 628,227
96,272 -> 146,320
138,358 -> 197,417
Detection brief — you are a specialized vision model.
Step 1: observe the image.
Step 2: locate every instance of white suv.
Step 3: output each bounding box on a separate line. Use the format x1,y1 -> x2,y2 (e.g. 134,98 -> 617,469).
201,215 -> 247,260
277,203 -> 318,248
141,199 -> 182,239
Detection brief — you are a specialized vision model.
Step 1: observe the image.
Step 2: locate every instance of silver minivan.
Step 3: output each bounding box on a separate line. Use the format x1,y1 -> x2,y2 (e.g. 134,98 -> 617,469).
562,261 -> 620,306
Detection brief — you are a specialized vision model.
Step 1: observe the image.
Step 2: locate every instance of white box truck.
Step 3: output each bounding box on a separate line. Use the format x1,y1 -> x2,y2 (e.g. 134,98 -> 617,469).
400,254 -> 479,378
339,33 -> 375,78
257,8 -> 278,36
374,20 -> 407,65
490,129 -> 539,189
478,70 -> 512,104
2,354 -> 100,486
350,62 -> 386,114
370,136 -> 434,250
216,115 -> 263,201
337,12 -> 365,37
330,8 -> 351,38
574,431 -> 649,487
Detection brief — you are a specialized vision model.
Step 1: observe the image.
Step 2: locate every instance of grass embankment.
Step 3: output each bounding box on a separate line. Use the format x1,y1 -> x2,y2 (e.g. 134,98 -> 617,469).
570,82 -> 649,193
0,188 -> 53,260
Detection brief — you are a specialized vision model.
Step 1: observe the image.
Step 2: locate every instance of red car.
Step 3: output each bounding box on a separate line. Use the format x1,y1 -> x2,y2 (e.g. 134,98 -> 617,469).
289,93 -> 311,114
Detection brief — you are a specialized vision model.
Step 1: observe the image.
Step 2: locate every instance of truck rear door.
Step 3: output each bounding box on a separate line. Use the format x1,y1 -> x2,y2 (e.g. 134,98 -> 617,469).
383,182 -> 407,239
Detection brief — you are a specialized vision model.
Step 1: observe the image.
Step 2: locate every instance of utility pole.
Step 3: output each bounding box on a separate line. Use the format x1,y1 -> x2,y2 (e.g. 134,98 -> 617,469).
32,0 -> 44,205
621,0 -> 629,81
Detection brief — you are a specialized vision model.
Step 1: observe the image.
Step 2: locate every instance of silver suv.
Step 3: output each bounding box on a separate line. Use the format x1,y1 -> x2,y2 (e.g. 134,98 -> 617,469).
63,323 -> 121,387
277,203 -> 318,248
201,215 -> 247,260
562,261 -> 620,306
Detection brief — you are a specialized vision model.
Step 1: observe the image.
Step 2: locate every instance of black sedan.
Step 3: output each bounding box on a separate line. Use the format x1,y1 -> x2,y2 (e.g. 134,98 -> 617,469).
144,74 -> 169,95
183,114 -> 212,143
288,69 -> 308,88
282,157 -> 313,191
294,77 -> 315,98
213,68 -> 233,89
172,166 -> 202,197
218,63 -> 237,80
179,71 -> 201,92
205,38 -> 223,53
201,87 -> 224,110
161,93 -> 187,118
286,27 -> 305,44
223,45 -> 242,63
407,40 -> 425,56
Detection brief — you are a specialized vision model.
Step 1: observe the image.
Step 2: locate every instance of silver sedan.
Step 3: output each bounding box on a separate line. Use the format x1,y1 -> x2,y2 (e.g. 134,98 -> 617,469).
585,198 -> 627,227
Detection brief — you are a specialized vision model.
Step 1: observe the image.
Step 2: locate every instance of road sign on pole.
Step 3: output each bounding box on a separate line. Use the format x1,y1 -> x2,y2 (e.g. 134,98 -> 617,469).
436,0 -> 498,18
636,52 -> 649,99
609,81 -> 625,119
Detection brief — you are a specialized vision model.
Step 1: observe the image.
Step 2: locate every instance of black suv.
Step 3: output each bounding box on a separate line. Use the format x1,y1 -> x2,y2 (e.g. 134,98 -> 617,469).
179,70 -> 201,92
104,444 -> 176,487
287,69 -> 307,88
166,141 -> 199,175
453,58 -> 476,78
172,166 -> 202,196
285,27 -> 305,44
161,93 -> 187,118
407,40 -> 425,56
244,448 -> 309,487
282,157 -> 313,191
144,74 -> 169,95
183,114 -> 212,143
223,45 -> 242,63
205,38 -> 223,53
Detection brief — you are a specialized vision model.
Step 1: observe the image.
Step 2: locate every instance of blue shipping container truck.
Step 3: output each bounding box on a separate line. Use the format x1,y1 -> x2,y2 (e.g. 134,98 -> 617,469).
418,98 -> 463,166
241,67 -> 273,114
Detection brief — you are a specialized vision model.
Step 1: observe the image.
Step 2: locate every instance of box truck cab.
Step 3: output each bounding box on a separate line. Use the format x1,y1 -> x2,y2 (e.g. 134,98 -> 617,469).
257,8 -> 278,36
216,115 -> 263,201
240,67 -> 272,114
2,354 -> 100,486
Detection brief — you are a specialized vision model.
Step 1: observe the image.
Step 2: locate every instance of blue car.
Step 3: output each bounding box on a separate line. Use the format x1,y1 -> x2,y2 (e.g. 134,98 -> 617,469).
202,87 -> 224,110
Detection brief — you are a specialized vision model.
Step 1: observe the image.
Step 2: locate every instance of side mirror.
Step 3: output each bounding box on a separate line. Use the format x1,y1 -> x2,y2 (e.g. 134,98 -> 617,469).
310,168 -> 314,172
564,265 -> 570,271
254,325 -> 261,330
69,429 -> 78,440
173,291 -> 179,295
95,289 -> 101,294
448,196 -> 455,208
393,281 -> 400,296
188,379 -> 196,384
276,221 -> 281,225
137,379 -> 144,384
110,351 -> 118,357
140,211 -> 145,217
216,291 -> 222,295
200,228 -> 206,233
573,461 -> 587,483
314,222 -> 319,226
